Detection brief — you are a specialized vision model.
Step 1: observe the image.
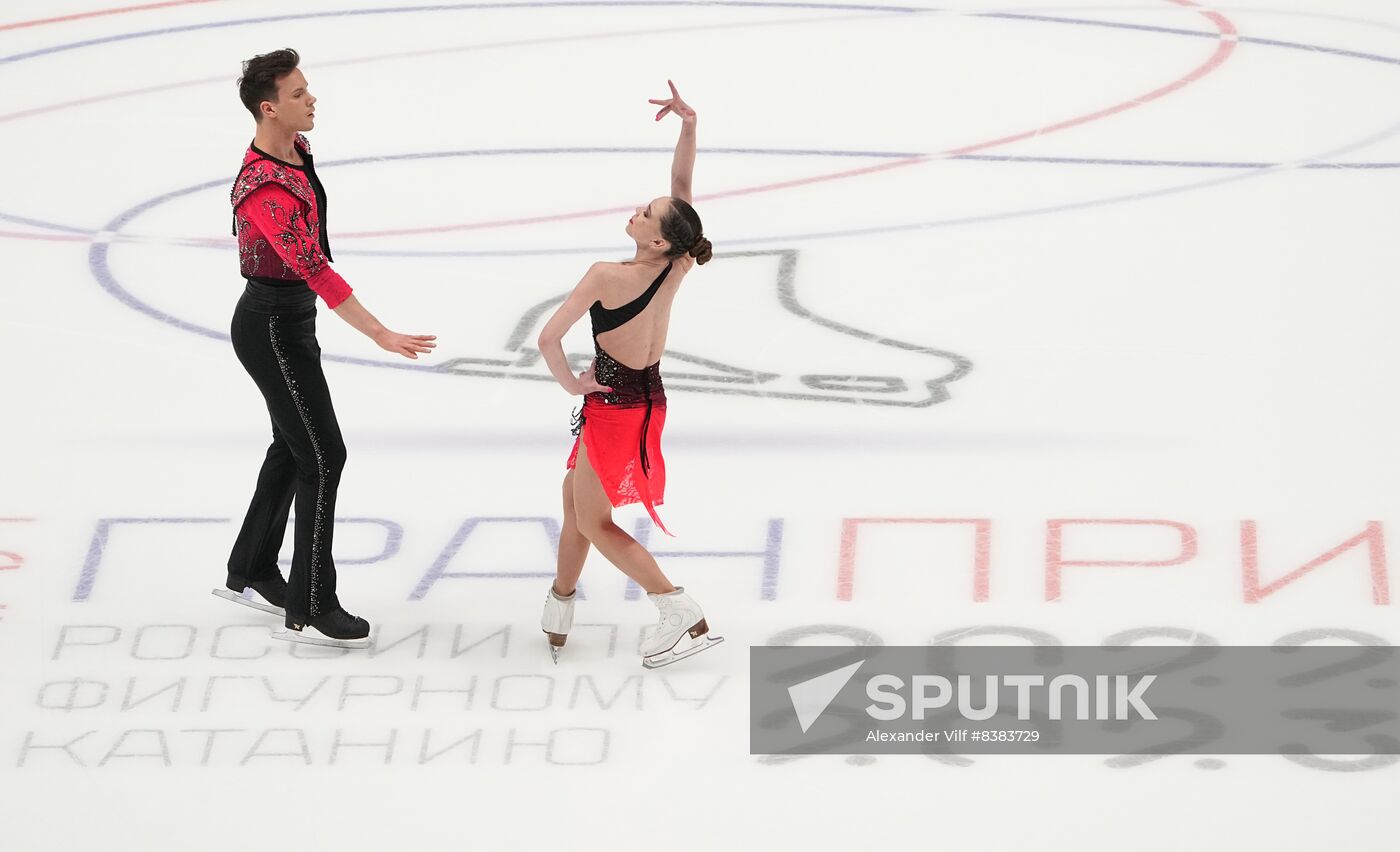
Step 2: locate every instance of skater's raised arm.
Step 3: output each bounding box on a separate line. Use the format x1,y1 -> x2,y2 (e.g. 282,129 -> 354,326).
649,80 -> 696,204
538,264 -> 614,396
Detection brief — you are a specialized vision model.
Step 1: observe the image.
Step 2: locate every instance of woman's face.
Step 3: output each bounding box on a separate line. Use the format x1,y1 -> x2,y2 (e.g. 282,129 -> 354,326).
626,196 -> 672,250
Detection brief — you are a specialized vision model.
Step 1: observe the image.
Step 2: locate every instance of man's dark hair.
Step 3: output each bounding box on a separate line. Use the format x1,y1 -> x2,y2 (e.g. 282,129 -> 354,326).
237,48 -> 300,121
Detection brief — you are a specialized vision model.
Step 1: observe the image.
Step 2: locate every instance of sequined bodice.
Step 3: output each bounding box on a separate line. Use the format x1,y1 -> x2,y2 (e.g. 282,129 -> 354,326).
589,346 -> 665,408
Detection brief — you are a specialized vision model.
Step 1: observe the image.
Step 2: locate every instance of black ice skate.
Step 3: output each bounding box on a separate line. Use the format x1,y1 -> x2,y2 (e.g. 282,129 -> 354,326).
211,573 -> 288,617
273,607 -> 371,649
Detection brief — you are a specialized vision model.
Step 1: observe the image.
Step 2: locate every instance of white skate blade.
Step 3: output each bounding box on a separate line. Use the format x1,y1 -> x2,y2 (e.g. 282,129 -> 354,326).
642,634 -> 724,669
271,626 -> 370,650
211,588 -> 285,617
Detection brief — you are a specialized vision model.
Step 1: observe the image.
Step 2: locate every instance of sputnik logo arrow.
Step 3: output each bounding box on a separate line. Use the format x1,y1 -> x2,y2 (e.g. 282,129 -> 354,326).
788,660 -> 866,733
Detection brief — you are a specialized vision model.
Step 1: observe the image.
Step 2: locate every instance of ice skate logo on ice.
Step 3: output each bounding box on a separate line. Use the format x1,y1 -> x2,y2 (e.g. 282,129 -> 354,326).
788,659 -> 866,733
435,249 -> 972,407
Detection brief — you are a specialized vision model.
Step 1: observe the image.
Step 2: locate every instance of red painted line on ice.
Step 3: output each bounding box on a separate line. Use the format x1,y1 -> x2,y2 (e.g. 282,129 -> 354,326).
0,0 -> 1239,244
0,0 -> 223,33
0,77 -> 223,124
0,229 -> 89,242
0,13 -> 878,125
338,0 -> 1239,238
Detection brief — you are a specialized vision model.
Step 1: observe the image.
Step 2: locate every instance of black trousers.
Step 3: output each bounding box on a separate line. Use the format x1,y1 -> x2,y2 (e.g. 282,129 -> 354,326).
227,280 -> 346,621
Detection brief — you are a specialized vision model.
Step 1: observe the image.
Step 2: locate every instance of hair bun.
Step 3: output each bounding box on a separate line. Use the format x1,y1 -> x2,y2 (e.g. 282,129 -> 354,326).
688,235 -> 713,265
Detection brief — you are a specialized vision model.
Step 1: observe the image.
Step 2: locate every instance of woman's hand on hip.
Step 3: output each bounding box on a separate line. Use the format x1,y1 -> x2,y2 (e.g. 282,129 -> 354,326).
576,362 -> 613,395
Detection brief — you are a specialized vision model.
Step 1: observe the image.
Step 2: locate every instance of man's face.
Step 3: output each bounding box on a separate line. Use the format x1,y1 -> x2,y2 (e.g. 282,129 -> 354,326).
262,68 -> 316,131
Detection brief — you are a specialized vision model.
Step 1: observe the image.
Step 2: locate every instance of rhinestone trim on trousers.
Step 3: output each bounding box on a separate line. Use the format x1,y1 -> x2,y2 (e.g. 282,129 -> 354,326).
227,281 -> 347,623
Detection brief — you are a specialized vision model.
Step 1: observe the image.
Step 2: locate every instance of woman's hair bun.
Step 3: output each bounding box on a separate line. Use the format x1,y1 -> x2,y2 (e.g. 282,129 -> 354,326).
688,235 -> 713,265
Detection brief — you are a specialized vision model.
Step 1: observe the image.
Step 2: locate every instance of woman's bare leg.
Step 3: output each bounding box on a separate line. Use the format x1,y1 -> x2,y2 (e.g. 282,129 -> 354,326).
571,442 -> 676,595
553,470 -> 591,596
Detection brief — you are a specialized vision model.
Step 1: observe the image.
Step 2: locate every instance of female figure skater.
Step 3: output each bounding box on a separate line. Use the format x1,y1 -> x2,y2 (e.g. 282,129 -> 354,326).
535,81 -> 721,669
215,48 -> 436,649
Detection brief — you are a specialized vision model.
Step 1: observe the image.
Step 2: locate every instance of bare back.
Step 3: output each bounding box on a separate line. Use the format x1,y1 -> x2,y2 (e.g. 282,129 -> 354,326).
592,259 -> 691,369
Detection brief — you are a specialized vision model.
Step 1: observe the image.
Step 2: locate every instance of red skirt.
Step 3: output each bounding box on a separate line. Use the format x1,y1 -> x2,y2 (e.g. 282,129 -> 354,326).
567,397 -> 671,536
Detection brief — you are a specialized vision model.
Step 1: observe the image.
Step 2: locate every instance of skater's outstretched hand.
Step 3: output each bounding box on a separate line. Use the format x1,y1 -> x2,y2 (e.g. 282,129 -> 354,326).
332,295 -> 437,359
576,362 -> 613,395
376,330 -> 437,359
649,80 -> 696,124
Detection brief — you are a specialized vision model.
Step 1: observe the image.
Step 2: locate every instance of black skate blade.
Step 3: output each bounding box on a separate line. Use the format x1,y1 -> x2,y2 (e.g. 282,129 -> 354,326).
271,626 -> 370,650
211,588 -> 285,617
642,634 -> 724,669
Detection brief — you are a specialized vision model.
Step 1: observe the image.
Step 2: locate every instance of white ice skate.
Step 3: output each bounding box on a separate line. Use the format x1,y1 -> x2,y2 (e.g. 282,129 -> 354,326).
640,587 -> 723,669
541,585 -> 576,663
210,588 -> 285,617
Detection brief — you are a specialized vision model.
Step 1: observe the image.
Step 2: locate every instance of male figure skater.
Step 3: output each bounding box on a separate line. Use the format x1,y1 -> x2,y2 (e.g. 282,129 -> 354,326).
213,48 -> 436,649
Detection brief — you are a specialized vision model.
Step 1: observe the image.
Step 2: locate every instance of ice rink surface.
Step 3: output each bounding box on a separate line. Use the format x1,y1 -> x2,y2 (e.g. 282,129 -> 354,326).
2,0 -> 1398,849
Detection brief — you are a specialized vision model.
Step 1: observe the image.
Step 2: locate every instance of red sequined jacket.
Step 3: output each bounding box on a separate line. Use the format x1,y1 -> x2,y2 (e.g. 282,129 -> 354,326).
230,134 -> 352,308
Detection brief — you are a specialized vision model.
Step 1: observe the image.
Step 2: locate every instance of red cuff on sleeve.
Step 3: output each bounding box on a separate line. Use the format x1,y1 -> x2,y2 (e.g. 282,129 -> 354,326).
307,266 -> 352,309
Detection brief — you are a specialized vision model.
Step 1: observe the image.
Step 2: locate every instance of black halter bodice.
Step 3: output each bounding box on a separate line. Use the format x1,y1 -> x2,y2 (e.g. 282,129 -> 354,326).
589,261 -> 672,341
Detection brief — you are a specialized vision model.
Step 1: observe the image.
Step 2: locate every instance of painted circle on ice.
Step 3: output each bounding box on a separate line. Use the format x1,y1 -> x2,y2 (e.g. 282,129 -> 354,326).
64,0 -> 1239,397
4,0 -> 1400,398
